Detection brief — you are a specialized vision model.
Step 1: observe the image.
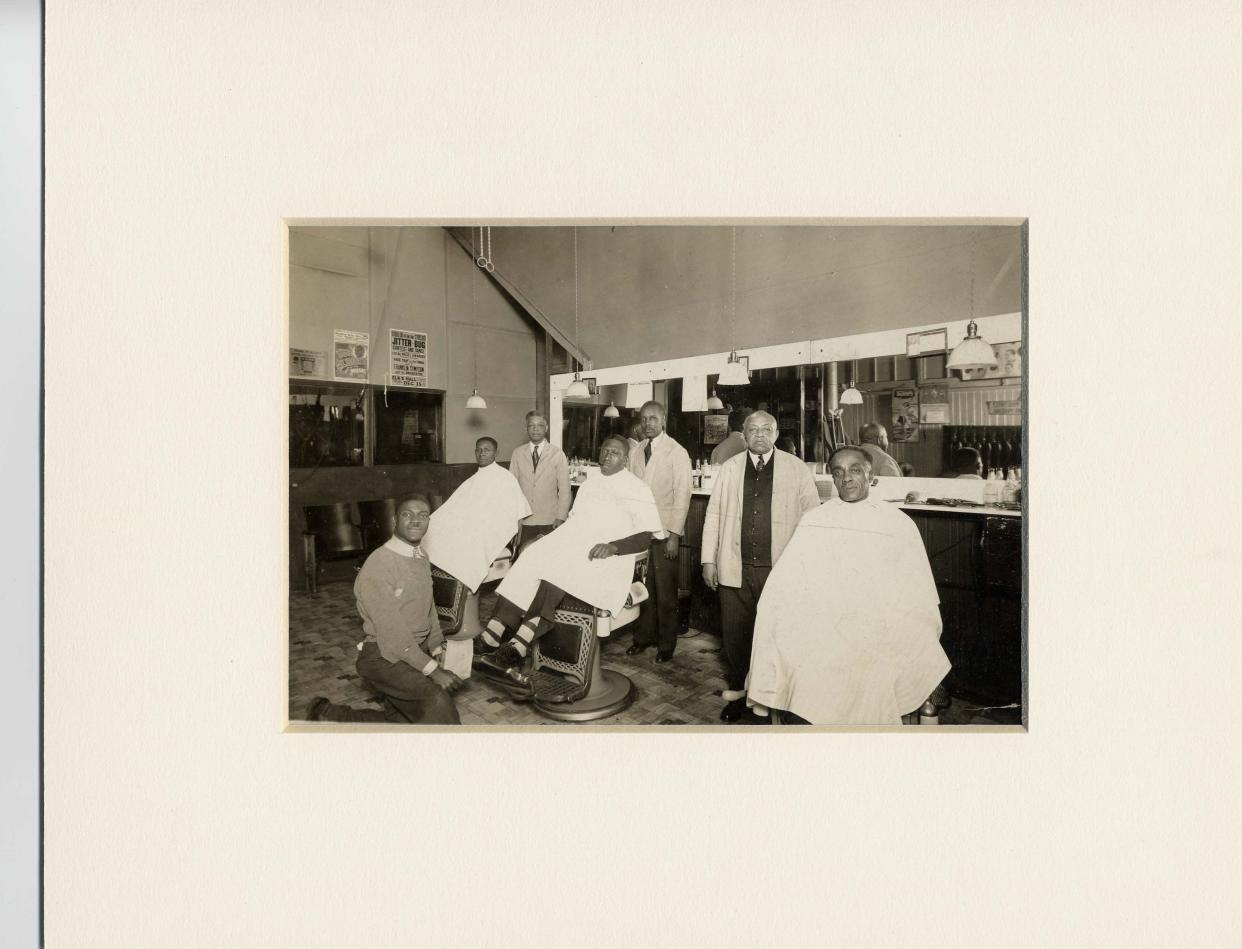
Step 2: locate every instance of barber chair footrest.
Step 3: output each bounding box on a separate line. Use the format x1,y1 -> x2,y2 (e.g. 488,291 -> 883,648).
533,669 -> 636,722
528,670 -> 589,705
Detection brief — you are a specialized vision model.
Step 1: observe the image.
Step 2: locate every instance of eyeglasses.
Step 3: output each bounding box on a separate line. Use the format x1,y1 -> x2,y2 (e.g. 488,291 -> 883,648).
744,426 -> 776,435
399,511 -> 432,522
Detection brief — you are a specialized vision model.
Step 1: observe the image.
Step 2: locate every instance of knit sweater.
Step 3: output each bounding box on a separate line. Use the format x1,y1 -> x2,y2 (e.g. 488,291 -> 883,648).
354,537 -> 443,671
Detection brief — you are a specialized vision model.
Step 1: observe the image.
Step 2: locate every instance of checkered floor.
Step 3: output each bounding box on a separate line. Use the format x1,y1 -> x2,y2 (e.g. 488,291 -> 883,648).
288,581 -> 1020,727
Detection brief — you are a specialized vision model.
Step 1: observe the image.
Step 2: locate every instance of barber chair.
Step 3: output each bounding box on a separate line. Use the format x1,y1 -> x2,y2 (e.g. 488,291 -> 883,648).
301,502 -> 365,594
526,554 -> 649,722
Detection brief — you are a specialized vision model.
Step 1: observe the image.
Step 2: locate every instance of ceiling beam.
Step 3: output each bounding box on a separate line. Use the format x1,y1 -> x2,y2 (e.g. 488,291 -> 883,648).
444,227 -> 589,366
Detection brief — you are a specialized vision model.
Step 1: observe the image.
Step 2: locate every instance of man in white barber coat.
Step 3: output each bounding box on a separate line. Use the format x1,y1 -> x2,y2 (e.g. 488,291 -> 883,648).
700,410 -> 820,722
509,410 -> 571,552
626,400 -> 692,662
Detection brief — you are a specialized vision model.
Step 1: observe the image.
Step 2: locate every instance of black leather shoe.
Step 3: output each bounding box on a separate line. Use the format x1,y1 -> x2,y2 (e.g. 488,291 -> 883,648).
655,650 -> 674,663
625,644 -> 649,656
472,637 -> 501,661
477,645 -> 533,696
720,698 -> 745,722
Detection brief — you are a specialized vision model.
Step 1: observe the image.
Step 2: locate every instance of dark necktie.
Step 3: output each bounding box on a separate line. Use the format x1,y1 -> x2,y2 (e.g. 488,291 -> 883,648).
755,455 -> 765,472
644,441 -> 652,464
531,446 -> 539,471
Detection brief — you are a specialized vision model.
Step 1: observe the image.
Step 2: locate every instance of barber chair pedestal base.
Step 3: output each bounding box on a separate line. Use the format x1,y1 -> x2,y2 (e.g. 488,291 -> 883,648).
533,643 -> 636,722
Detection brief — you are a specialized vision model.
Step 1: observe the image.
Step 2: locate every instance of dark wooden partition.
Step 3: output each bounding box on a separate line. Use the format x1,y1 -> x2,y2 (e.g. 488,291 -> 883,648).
289,462 -> 480,589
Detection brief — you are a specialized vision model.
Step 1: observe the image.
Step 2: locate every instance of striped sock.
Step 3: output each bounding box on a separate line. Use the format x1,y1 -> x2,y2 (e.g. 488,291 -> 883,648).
511,622 -> 539,657
481,621 -> 505,647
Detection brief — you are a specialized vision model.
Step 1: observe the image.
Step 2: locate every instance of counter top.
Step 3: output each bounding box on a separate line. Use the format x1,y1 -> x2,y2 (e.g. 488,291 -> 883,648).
576,479 -> 1022,517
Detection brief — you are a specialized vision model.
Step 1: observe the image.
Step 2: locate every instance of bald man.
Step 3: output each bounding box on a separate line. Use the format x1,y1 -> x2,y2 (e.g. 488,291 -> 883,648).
858,422 -> 903,478
747,446 -> 948,724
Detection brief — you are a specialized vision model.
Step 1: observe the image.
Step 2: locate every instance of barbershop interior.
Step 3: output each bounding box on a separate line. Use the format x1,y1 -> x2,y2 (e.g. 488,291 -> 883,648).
289,222 -> 1025,727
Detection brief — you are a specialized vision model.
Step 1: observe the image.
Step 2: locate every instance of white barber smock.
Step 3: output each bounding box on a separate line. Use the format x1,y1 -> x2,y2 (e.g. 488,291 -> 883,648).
746,496 -> 949,725
495,469 -> 664,617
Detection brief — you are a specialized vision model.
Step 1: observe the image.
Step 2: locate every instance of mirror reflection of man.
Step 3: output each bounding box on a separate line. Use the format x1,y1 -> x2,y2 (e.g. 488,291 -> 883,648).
626,400 -> 693,663
509,411 -> 571,552
948,447 -> 984,479
306,495 -> 463,724
710,407 -> 749,465
701,410 -> 820,722
745,446 -> 949,725
858,422 -> 903,477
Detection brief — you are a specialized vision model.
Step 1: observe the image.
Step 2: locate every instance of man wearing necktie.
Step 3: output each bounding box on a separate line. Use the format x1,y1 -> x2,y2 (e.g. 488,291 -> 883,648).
700,411 -> 820,722
509,410 -> 571,553
626,400 -> 693,662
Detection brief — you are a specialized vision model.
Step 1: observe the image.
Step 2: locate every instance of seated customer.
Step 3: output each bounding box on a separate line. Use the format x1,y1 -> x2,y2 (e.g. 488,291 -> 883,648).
746,446 -> 949,725
306,495 -> 463,724
420,436 -> 531,592
474,436 -> 663,695
947,446 -> 984,479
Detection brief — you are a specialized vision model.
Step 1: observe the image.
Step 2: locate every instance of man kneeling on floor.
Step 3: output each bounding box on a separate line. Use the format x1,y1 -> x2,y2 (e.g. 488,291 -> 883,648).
474,435 -> 663,698
307,494 -> 463,724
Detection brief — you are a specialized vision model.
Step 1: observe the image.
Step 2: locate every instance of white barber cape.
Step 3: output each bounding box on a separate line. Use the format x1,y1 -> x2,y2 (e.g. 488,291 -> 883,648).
495,468 -> 664,616
421,463 -> 531,592
747,496 -> 949,725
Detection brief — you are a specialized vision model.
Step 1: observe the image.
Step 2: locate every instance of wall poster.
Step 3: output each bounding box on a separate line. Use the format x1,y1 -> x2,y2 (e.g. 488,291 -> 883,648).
919,384 -> 950,424
289,348 -> 327,378
891,387 -> 921,442
389,328 -> 428,388
703,414 -> 729,445
333,329 -> 369,380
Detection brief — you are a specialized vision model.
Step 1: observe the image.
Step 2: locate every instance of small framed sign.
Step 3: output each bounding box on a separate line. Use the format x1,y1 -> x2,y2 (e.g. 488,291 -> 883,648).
906,328 -> 948,357
581,377 -> 598,396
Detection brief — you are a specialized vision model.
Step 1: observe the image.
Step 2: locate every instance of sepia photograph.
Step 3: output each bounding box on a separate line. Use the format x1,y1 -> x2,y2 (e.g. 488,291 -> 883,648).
288,221 -> 1026,728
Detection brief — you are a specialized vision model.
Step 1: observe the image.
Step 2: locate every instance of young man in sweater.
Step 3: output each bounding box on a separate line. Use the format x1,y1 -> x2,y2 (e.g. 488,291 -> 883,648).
306,495 -> 463,724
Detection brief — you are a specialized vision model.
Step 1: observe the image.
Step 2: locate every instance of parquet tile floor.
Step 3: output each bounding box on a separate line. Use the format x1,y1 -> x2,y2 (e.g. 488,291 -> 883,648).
288,581 -> 1019,727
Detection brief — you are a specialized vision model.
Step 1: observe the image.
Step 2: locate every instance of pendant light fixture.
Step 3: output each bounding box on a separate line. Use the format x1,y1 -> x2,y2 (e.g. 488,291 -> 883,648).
465,238 -> 487,409
839,358 -> 863,406
603,402 -> 620,418
565,226 -> 592,399
717,226 -> 750,386
706,390 -> 725,411
946,240 -> 998,372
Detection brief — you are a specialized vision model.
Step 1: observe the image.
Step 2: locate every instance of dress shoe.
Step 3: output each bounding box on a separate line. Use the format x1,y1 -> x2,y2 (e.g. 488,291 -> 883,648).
625,643 -> 649,656
655,650 -> 674,663
477,646 -> 534,697
720,698 -> 746,722
304,697 -> 330,722
472,637 -> 501,661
